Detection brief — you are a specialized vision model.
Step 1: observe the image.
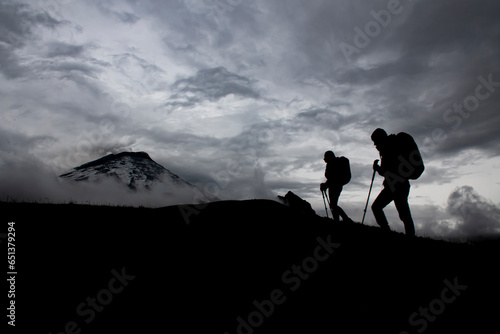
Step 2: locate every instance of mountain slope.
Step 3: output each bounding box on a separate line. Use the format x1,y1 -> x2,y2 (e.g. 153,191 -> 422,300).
3,200 -> 499,333
60,151 -> 184,189
59,151 -> 218,204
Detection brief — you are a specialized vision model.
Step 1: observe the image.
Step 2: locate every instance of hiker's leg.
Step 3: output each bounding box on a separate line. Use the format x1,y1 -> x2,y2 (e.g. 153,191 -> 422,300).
335,186 -> 352,221
371,187 -> 393,230
337,206 -> 350,221
394,181 -> 415,236
328,186 -> 342,222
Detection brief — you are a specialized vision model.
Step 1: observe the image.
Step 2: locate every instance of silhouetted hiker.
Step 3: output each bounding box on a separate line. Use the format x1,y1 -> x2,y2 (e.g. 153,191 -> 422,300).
320,151 -> 353,223
370,128 -> 425,237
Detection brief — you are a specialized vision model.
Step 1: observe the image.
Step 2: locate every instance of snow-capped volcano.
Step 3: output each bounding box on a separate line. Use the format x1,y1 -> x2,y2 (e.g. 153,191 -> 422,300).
60,152 -> 182,190
59,151 -> 218,205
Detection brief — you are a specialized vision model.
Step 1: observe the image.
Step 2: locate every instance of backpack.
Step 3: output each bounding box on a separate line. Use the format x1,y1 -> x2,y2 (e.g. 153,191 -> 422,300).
337,156 -> 351,186
396,132 -> 424,180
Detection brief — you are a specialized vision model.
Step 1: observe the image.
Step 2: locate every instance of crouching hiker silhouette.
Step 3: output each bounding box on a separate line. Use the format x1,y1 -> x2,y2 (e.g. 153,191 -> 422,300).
320,151 -> 354,223
370,128 -> 425,237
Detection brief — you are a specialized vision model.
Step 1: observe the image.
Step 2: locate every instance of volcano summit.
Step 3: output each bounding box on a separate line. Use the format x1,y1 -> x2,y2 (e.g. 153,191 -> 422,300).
60,152 -> 184,190
59,151 -> 218,204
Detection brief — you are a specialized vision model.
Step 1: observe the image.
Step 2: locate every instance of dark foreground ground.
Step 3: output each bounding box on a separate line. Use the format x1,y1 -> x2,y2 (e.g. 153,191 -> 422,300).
2,200 -> 500,333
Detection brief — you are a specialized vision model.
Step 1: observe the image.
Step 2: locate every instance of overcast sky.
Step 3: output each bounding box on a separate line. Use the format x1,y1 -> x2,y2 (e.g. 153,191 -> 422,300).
1,0 -> 500,239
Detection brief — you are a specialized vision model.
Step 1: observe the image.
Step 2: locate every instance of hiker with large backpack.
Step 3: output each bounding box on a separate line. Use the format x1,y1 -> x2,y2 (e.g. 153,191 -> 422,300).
320,151 -> 354,223
370,128 -> 425,236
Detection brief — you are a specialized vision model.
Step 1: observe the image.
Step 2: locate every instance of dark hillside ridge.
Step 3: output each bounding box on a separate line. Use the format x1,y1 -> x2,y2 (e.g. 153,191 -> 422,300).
2,200 -> 499,333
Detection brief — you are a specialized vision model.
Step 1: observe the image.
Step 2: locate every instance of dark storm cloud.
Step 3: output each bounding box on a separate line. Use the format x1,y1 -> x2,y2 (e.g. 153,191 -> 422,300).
0,2 -> 52,46
411,73 -> 500,161
0,128 -> 56,156
296,106 -> 364,134
436,117 -> 500,157
111,53 -> 167,91
134,0 -> 269,74
333,1 -> 500,72
162,66 -> 260,110
0,2 -> 39,78
115,11 -> 140,24
397,1 -> 500,69
364,1 -> 500,157
96,2 -> 140,24
0,1 -> 62,46
172,66 -> 259,100
0,2 -> 30,45
282,0 -> 500,161
44,41 -> 85,58
0,2 -> 99,81
446,186 -> 500,238
297,108 -> 345,130
44,60 -> 99,77
137,0 -> 240,54
137,126 -> 223,156
0,44 -> 25,78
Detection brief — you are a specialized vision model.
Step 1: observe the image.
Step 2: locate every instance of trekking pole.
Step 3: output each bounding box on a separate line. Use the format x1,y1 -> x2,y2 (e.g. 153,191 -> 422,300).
361,159 -> 379,225
321,190 -> 329,218
324,191 -> 334,217
324,191 -> 331,208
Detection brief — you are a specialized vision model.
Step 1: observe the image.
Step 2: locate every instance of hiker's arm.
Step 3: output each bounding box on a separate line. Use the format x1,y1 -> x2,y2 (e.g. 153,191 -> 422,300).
320,182 -> 328,191
373,160 -> 386,176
